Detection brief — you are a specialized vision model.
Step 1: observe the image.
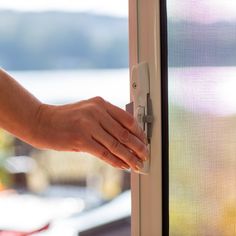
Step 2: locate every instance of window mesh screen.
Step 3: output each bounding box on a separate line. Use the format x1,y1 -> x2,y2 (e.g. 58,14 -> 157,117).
167,1 -> 236,235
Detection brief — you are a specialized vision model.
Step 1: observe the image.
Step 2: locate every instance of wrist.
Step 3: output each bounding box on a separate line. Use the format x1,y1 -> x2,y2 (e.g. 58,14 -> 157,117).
31,103 -> 56,149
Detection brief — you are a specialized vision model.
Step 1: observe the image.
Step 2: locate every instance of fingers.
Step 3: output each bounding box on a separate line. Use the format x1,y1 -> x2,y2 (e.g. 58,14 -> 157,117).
100,114 -> 148,161
88,138 -> 130,170
92,127 -> 144,171
70,97 -> 148,171
105,101 -> 148,145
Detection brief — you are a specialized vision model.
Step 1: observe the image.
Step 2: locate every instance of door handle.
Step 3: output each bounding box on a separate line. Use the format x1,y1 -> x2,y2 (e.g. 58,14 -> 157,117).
126,62 -> 153,174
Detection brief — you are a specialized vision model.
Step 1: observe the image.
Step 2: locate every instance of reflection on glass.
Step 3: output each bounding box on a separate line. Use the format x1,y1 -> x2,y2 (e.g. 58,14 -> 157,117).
168,1 -> 236,235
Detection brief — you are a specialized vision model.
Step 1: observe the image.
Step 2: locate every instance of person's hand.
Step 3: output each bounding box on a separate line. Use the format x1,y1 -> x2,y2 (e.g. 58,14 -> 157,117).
33,97 -> 149,171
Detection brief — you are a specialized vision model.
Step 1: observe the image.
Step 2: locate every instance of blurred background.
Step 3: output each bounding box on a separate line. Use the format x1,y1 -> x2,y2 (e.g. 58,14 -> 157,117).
168,0 -> 236,235
0,1 -> 131,235
3,1 -> 236,235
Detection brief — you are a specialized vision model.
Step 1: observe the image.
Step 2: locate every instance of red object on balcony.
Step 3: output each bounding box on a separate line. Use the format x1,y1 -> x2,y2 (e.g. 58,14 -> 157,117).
0,223 -> 50,236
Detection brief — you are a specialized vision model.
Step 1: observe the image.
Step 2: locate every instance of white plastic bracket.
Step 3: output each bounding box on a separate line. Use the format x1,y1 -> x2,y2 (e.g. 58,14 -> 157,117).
128,62 -> 153,174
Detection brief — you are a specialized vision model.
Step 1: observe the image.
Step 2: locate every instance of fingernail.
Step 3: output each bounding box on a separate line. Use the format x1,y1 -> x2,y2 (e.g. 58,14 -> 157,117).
140,154 -> 147,162
121,165 -> 129,169
136,161 -> 143,170
143,155 -> 148,161
143,147 -> 149,160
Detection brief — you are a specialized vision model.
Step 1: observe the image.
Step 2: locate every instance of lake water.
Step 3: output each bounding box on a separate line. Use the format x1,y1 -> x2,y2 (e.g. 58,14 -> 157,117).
169,67 -> 236,116
10,69 -> 130,109
10,67 -> 236,116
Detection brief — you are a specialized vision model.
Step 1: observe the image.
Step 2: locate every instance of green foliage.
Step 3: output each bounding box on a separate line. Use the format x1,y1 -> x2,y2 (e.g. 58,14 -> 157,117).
0,167 -> 12,188
0,129 -> 14,157
0,129 -> 14,188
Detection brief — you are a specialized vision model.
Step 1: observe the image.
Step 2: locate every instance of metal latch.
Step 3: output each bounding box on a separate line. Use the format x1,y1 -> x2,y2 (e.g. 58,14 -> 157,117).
126,62 -> 153,174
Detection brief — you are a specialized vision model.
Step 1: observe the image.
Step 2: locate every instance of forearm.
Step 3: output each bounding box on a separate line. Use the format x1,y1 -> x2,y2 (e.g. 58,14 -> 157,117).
0,68 -> 148,170
0,68 -> 42,146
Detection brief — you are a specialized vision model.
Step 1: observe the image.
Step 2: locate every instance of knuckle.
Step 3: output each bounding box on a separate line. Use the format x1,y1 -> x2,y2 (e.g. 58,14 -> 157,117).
111,139 -> 120,152
107,156 -> 120,168
101,149 -> 110,160
119,129 -> 130,143
137,143 -> 146,154
124,153 -> 133,164
111,159 -> 119,167
128,116 -> 136,128
77,115 -> 90,126
128,153 -> 140,166
93,96 -> 105,105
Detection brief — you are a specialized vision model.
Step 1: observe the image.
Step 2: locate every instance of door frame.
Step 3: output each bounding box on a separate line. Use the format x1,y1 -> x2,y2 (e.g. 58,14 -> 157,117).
129,0 -> 168,235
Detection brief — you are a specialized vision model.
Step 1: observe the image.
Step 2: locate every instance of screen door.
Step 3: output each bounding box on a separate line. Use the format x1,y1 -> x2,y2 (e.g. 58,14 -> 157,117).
167,0 -> 236,235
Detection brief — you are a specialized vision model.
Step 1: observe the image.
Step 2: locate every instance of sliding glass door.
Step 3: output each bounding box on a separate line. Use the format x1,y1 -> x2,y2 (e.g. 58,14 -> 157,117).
167,1 -> 236,235
129,0 -> 163,235
130,0 -> 236,235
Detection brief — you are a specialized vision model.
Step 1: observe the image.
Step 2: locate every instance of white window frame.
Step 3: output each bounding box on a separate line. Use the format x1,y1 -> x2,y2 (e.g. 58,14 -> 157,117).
129,0 -> 167,235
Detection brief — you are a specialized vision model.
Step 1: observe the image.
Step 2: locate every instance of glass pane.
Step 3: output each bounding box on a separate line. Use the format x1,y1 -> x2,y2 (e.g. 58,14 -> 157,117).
167,1 -> 236,235
0,1 -> 130,235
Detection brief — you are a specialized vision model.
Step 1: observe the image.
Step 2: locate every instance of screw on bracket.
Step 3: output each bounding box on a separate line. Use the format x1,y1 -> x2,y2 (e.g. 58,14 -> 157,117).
132,82 -> 137,89
143,115 -> 154,124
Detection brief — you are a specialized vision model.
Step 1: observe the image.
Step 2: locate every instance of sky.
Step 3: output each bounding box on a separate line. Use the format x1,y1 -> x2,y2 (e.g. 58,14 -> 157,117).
0,0 -> 236,22
0,0 -> 128,17
168,0 -> 236,23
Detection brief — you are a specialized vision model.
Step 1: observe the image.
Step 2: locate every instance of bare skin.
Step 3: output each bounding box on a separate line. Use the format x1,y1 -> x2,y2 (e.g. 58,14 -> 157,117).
0,69 -> 148,171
